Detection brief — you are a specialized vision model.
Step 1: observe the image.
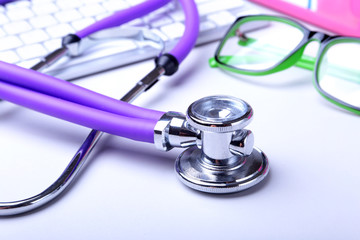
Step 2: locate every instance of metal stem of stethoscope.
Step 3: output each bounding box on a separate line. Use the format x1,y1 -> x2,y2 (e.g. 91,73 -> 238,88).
30,47 -> 68,72
29,25 -> 165,73
0,65 -> 165,216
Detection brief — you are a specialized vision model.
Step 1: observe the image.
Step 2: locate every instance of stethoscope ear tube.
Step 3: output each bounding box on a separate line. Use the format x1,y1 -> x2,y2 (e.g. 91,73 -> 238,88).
0,80 -> 159,142
75,0 -> 172,38
167,0 -> 199,64
0,61 -> 164,121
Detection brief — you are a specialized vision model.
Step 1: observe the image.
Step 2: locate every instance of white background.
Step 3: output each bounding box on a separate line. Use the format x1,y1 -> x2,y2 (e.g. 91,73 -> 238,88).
1,2 -> 360,240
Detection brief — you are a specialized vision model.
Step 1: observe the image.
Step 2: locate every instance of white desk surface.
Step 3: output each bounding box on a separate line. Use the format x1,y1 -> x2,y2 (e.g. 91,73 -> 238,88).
1,2 -> 360,240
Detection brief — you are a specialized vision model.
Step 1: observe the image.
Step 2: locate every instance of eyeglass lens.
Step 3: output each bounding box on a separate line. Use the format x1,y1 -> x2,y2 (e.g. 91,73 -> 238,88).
218,18 -> 304,71
317,41 -> 360,108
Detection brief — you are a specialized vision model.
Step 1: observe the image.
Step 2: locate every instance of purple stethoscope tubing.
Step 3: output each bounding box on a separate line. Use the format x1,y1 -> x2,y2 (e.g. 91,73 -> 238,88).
76,0 -> 171,38
168,0 -> 199,63
0,0 -> 199,143
0,0 -> 12,5
76,0 -> 199,64
0,61 -> 165,121
0,81 -> 157,142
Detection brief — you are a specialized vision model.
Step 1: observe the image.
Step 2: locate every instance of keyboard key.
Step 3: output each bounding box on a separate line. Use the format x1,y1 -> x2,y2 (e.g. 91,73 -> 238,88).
168,10 -> 184,22
124,18 -> 145,27
148,6 -> 170,18
0,50 -> 20,64
55,9 -> 82,23
16,43 -> 47,60
207,11 -> 236,26
0,28 -> 5,38
71,18 -> 95,31
79,0 -> 104,3
148,15 -> 173,28
3,20 -> 32,35
56,0 -> 83,10
46,24 -> 74,38
0,36 -> 23,51
17,57 -> 42,69
32,3 -> 59,15
234,9 -> 259,17
5,1 -> 31,10
20,29 -> 49,44
0,13 -> 9,24
102,0 -> 129,12
199,20 -> 216,32
126,0 -> 144,6
6,8 -> 34,21
43,38 -> 62,52
198,0 -> 244,16
29,14 -> 58,28
78,4 -> 106,17
32,0 -> 55,4
160,22 -> 185,39
195,0 -> 210,3
95,12 -> 112,21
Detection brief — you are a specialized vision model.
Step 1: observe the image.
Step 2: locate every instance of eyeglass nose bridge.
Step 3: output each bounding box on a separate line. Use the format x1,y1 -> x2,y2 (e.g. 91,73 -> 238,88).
283,31 -> 332,72
308,31 -> 331,42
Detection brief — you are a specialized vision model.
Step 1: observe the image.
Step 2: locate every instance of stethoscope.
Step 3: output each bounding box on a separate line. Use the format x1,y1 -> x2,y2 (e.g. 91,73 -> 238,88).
0,0 -> 269,216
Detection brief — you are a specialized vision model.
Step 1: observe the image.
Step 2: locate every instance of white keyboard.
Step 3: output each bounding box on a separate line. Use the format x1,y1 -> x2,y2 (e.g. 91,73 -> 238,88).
0,0 -> 257,80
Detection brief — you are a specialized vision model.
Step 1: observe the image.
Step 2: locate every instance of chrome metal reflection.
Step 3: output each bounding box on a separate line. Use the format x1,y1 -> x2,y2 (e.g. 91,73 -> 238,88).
66,27 -> 165,57
156,95 -> 269,194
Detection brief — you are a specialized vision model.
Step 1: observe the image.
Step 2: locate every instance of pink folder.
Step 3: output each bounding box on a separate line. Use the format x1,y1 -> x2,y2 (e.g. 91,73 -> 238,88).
250,0 -> 360,37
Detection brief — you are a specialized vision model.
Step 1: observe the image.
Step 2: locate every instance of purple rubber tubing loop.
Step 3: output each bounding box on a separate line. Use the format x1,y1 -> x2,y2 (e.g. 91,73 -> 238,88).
169,0 -> 200,63
0,81 -> 157,143
0,0 -> 12,5
76,0 -> 172,38
0,61 -> 164,121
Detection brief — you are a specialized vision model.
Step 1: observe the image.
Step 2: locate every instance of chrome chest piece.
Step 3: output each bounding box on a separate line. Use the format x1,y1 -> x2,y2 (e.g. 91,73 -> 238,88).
154,95 -> 269,194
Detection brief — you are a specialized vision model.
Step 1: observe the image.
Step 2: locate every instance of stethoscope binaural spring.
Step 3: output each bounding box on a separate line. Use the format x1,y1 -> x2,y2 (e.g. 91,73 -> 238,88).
0,0 -> 269,216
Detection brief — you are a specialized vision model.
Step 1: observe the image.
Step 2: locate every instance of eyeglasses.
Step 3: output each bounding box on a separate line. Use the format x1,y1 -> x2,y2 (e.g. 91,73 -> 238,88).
209,15 -> 360,115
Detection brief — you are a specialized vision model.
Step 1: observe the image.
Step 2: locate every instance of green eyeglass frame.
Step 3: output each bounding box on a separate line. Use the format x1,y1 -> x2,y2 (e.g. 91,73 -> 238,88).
209,15 -> 360,115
